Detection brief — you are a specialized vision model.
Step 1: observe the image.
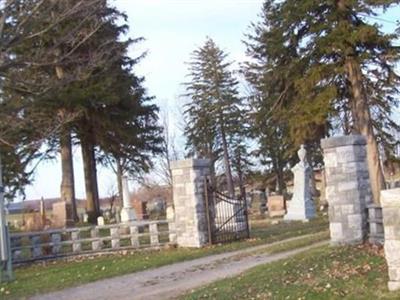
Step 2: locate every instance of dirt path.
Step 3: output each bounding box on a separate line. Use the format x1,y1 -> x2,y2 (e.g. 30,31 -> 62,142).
31,236 -> 328,300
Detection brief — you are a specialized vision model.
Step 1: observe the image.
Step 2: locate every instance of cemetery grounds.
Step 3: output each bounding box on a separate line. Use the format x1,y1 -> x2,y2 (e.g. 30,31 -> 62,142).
1,217 -> 328,299
2,215 -> 398,300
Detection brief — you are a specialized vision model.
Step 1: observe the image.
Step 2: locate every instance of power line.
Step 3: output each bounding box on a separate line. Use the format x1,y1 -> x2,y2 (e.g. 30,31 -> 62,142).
359,13 -> 398,25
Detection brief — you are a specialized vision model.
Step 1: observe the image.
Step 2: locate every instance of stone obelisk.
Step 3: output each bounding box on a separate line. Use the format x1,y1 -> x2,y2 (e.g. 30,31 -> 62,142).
284,145 -> 316,221
120,176 -> 136,223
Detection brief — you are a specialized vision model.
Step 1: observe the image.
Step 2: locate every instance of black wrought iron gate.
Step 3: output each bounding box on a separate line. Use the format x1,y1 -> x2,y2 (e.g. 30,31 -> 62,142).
204,179 -> 250,244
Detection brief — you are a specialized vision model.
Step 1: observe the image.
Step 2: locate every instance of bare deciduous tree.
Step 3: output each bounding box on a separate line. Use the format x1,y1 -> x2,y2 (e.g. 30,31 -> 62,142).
156,108 -> 180,186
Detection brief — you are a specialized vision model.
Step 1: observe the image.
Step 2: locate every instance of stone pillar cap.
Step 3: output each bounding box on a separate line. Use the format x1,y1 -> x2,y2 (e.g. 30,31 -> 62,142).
380,188 -> 400,207
170,158 -> 210,169
321,134 -> 366,149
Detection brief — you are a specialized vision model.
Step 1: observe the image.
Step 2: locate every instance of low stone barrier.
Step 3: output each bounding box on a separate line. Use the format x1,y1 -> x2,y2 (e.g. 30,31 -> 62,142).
10,220 -> 176,264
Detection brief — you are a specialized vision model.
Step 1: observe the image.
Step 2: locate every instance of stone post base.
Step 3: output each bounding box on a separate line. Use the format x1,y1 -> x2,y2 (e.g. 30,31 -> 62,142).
120,207 -> 136,223
284,202 -> 315,221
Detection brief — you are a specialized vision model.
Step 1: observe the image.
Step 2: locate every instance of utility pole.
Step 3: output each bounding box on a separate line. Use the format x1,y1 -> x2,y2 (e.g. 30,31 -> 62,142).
0,155 -> 13,282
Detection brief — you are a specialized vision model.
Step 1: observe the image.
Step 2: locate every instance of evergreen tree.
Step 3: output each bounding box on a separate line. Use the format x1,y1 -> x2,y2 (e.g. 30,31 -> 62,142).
52,4 -> 162,221
244,0 -> 400,202
184,38 -> 246,197
230,141 -> 253,199
0,0 -> 115,201
19,0 -> 132,221
1,1 -> 162,223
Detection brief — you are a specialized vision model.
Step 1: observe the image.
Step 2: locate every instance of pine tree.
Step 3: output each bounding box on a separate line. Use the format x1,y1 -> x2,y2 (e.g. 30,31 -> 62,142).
93,62 -> 163,210
54,5 -> 162,221
1,0 -> 163,222
243,2 -> 305,193
26,0 -> 132,221
0,0 -> 116,202
184,38 -> 246,197
244,0 -> 400,202
230,141 -> 253,199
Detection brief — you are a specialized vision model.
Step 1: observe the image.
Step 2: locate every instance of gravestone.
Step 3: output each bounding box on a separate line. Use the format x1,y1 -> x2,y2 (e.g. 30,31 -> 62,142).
97,216 -> 105,226
82,213 -> 89,223
170,159 -> 211,248
268,195 -> 286,218
120,176 -> 136,222
284,145 -> 316,221
321,135 -> 372,245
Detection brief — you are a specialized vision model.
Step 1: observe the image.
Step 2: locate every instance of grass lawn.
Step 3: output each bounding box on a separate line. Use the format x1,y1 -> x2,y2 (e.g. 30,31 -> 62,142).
0,217 -> 328,299
182,243 -> 400,300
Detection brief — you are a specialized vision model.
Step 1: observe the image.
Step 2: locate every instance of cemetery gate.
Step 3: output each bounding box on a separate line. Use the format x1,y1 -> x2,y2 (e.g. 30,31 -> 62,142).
204,178 -> 250,244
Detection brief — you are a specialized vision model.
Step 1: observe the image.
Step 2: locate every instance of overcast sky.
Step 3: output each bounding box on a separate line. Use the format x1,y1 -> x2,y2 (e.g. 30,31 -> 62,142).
23,0 -> 400,201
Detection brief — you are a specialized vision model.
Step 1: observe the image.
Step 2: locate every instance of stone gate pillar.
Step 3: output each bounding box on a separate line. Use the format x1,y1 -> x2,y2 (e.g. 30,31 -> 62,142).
321,135 -> 373,245
170,159 -> 211,248
381,188 -> 400,291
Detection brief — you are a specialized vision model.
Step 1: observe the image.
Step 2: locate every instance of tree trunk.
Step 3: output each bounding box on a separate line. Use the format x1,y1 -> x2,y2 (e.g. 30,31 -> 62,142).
345,57 -> 385,203
90,144 -> 100,213
209,159 -> 217,190
273,159 -> 285,194
60,129 -> 78,222
236,155 -> 246,200
220,125 -> 235,198
81,135 -> 100,223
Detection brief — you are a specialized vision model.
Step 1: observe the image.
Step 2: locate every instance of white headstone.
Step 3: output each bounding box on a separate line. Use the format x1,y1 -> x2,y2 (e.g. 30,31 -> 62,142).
284,145 -> 316,221
83,213 -> 89,223
97,216 -> 105,226
120,176 -> 137,222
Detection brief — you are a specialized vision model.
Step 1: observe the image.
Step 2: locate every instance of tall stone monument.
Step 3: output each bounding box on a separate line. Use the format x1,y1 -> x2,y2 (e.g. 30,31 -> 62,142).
321,135 -> 372,245
120,176 -> 136,223
284,145 -> 316,221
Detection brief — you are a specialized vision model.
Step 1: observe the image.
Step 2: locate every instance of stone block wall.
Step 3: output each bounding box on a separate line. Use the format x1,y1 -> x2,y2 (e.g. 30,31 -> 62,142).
366,203 -> 384,245
381,188 -> 400,291
170,159 -> 211,248
321,135 -> 373,245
